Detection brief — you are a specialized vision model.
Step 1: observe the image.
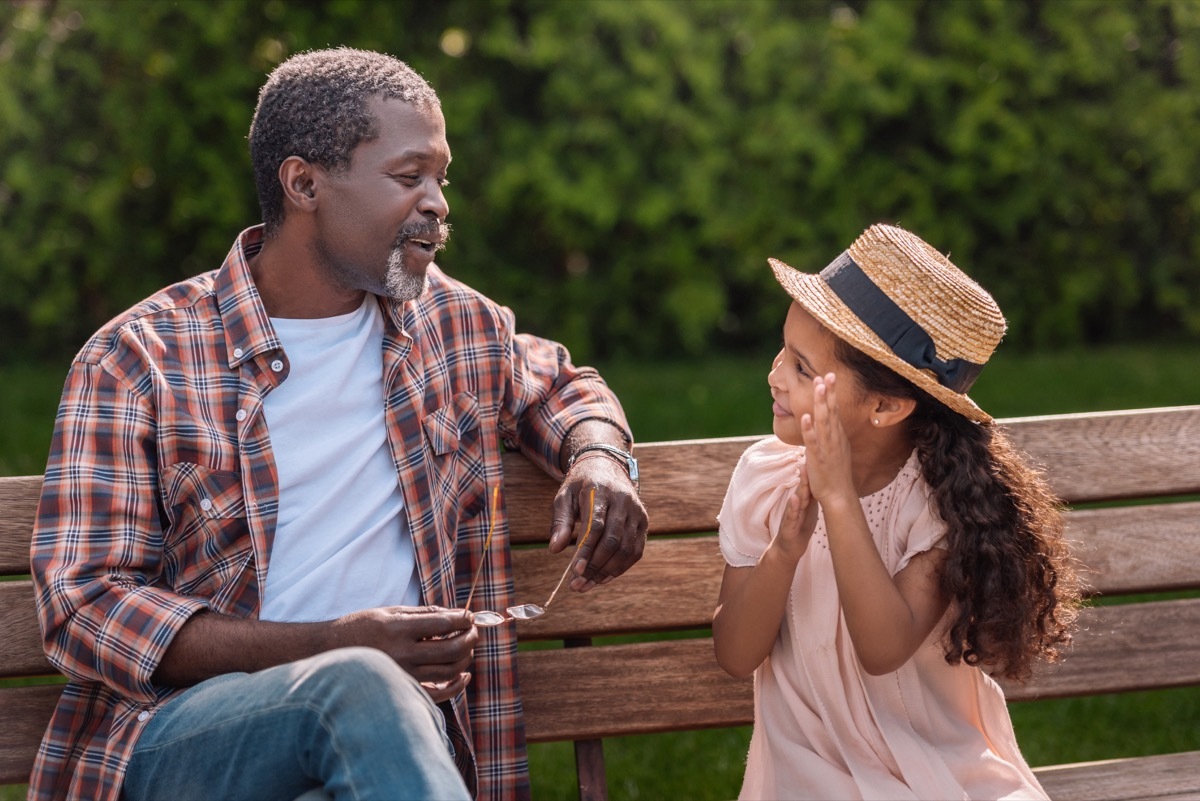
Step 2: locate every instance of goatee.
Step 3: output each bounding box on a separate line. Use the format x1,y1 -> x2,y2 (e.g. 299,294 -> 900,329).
383,219 -> 451,300
384,247 -> 429,301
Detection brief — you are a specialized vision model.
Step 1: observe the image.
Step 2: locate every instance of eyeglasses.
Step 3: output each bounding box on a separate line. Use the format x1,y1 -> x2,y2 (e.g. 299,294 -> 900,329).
464,486 -> 597,627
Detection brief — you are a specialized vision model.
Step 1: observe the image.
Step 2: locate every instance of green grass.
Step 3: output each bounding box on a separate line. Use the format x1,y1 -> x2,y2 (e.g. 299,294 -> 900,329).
0,361 -> 68,477
3,343 -> 1199,800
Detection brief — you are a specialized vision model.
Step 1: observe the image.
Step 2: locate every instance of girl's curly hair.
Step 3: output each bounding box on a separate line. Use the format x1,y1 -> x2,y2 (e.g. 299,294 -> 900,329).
835,338 -> 1081,681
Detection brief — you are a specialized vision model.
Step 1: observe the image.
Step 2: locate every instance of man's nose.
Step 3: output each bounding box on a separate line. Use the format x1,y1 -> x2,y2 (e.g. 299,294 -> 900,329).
420,180 -> 449,221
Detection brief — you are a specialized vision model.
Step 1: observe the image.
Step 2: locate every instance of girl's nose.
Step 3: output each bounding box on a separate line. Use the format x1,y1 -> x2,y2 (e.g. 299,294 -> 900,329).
767,350 -> 785,387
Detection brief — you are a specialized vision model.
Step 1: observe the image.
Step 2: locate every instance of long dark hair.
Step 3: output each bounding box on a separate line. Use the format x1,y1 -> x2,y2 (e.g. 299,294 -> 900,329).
835,339 -> 1080,681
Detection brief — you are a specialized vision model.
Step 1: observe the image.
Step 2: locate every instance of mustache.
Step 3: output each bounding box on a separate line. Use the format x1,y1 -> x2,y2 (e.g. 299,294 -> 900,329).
394,219 -> 451,250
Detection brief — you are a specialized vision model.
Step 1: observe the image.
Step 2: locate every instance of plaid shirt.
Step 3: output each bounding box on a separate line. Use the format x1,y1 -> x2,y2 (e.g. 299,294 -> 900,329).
30,225 -> 630,801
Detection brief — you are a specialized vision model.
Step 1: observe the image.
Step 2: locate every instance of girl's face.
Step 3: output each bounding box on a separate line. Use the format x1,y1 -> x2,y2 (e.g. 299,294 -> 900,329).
768,302 -> 872,447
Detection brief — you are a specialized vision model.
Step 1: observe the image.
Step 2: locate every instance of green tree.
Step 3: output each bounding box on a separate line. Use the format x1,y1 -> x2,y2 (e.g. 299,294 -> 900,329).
1,0 -> 1197,362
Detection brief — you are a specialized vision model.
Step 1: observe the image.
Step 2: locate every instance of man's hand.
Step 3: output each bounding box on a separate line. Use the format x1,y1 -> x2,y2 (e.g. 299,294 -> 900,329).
550,449 -> 648,592
331,606 -> 478,702
154,606 -> 478,703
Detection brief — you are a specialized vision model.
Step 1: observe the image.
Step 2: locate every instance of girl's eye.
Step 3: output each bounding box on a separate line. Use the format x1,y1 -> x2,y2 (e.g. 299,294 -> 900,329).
795,361 -> 810,378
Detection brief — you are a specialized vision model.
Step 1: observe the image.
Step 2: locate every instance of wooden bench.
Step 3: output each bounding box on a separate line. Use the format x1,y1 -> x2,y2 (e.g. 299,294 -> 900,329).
3,405 -> 1200,800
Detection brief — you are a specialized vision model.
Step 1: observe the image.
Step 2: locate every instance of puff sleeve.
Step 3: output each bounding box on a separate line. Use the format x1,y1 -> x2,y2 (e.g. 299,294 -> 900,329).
717,437 -> 804,567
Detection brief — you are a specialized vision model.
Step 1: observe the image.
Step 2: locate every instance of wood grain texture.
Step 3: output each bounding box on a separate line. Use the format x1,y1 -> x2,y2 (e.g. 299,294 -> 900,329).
573,739 -> 607,801
1032,750 -> 1200,801
507,537 -> 723,639
519,598 -> 1200,741
1002,406 -> 1200,504
0,475 -> 41,575
503,436 -> 755,543
503,406 -> 1200,544
505,500 -> 1200,641
519,638 -> 752,741
0,580 -> 51,677
0,684 -> 61,785
1001,598 -> 1200,700
1066,501 -> 1200,595
5,406 -> 1198,555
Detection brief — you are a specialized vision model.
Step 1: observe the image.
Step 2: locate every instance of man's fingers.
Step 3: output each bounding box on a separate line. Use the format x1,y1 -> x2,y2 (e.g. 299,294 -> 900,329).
573,502 -> 646,590
388,607 -> 474,639
548,485 -> 579,553
573,505 -> 619,584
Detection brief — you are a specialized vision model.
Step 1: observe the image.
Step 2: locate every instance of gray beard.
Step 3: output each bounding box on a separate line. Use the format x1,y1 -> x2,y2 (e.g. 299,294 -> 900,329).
383,247 -> 428,301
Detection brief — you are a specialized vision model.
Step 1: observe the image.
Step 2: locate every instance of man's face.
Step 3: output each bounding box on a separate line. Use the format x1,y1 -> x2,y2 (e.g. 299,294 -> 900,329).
312,96 -> 452,300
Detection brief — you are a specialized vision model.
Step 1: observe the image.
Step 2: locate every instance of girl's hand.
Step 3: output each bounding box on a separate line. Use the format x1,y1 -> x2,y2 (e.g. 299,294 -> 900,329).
771,466 -> 818,562
800,373 -> 857,505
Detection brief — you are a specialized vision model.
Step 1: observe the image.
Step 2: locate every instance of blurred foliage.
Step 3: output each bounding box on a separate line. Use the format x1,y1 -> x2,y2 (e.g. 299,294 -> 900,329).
1,0 -> 1198,362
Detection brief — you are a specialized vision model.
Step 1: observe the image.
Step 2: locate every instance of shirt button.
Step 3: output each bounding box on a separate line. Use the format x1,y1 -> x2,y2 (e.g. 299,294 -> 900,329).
271,359 -> 284,372
233,347 -> 244,359
137,711 -> 150,722
235,409 -> 247,422
199,498 -> 213,512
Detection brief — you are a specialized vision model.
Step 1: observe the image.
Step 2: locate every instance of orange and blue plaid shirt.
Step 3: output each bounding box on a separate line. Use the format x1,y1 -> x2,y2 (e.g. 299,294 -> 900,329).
30,225 -> 630,801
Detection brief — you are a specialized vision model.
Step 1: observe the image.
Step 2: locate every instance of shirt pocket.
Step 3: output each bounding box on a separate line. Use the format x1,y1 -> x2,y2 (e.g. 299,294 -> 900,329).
422,392 -> 486,520
160,462 -> 253,603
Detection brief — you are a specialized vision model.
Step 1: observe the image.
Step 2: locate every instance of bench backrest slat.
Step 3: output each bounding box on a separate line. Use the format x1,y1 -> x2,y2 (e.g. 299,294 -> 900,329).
1003,597 -> 1200,701
0,686 -> 60,783
508,497 -> 1200,642
0,581 -> 47,677
1001,406 -> 1200,503
5,408 -> 1199,569
10,497 -> 1197,679
0,476 -> 41,574
503,406 -> 1200,546
518,596 -> 1200,742
1066,501 -> 1200,595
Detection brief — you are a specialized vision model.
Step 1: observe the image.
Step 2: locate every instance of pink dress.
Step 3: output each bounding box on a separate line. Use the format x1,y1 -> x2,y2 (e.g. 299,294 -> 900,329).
718,437 -> 1047,801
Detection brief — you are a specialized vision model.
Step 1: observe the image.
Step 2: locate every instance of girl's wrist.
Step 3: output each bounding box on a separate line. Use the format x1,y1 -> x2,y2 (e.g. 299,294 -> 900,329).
815,492 -> 857,520
764,535 -> 806,567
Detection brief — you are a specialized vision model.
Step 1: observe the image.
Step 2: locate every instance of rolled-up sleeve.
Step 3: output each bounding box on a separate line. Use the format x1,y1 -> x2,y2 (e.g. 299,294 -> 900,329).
32,360 -> 208,704
497,306 -> 631,477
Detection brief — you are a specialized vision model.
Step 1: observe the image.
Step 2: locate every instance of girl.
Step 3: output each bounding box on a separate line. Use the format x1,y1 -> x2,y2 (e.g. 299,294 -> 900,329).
712,224 -> 1080,800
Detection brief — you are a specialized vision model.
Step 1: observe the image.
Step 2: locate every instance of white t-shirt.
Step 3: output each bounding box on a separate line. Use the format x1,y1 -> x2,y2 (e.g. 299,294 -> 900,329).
259,296 -> 421,622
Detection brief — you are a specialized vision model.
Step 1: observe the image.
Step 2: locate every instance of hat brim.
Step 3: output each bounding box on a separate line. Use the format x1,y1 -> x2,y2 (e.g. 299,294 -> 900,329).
770,258 -> 992,423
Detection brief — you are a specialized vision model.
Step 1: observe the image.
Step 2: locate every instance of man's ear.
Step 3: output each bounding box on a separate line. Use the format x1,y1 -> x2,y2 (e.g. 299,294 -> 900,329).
278,156 -> 320,215
873,395 -> 917,427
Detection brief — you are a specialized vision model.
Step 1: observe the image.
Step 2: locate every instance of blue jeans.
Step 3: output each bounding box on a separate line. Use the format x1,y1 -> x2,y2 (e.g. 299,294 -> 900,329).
122,647 -> 470,801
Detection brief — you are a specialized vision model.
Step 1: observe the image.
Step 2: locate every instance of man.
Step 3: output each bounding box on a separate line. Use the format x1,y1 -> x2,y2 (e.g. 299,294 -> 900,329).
30,47 -> 647,801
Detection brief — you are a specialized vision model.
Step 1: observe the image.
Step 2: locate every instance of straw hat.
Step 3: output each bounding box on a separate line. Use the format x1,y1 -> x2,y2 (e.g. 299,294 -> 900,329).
769,223 -> 1006,422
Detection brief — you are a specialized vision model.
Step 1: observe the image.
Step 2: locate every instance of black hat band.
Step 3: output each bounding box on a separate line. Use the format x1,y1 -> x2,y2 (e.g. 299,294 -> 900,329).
822,252 -> 984,394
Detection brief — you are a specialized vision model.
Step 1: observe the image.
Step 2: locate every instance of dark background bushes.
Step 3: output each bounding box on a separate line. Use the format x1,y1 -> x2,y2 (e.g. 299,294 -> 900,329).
1,0 -> 1197,363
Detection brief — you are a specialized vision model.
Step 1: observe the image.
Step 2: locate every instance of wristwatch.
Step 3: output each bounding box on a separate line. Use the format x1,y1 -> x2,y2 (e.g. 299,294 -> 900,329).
567,443 -> 639,493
